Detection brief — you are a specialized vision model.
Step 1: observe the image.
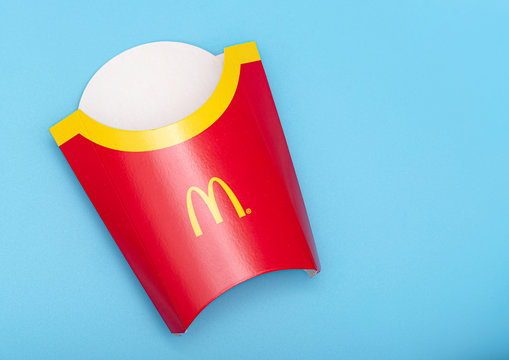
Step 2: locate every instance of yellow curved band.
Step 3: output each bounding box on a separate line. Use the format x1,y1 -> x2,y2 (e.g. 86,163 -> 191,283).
49,42 -> 261,152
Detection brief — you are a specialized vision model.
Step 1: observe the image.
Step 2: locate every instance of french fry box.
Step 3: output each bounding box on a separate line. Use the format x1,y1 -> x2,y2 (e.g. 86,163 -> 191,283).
50,41 -> 320,334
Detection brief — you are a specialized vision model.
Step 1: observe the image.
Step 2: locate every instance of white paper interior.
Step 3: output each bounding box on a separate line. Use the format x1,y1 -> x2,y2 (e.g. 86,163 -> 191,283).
79,42 -> 224,131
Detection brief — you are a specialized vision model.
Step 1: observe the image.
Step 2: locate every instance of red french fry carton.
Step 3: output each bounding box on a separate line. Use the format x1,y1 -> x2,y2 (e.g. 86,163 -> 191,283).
50,42 -> 320,334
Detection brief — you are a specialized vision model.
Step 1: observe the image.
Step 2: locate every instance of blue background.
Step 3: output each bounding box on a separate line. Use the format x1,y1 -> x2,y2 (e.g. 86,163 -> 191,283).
1,1 -> 509,359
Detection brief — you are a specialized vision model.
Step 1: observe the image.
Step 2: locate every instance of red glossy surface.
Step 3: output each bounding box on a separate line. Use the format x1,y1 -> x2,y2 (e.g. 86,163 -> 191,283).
59,61 -> 320,333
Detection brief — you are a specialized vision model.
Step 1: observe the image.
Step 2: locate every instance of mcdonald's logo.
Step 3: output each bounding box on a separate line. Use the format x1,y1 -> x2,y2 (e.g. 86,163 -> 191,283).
186,177 -> 248,237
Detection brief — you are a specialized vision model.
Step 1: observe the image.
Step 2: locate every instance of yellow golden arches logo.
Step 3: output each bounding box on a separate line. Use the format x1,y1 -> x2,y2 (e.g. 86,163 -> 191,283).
186,177 -> 247,237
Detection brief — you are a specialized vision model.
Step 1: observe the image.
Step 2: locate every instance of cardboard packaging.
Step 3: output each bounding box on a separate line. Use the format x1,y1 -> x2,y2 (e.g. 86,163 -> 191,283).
50,41 -> 320,334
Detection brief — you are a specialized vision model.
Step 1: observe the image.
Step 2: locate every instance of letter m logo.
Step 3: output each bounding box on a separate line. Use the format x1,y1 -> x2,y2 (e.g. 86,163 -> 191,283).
186,177 -> 246,237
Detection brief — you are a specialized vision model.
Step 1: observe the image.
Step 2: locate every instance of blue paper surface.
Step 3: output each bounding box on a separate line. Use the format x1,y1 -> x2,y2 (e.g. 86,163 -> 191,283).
1,1 -> 509,358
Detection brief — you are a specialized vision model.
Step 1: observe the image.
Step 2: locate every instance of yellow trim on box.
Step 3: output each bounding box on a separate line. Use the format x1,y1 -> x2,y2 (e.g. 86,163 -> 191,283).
49,42 -> 261,152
